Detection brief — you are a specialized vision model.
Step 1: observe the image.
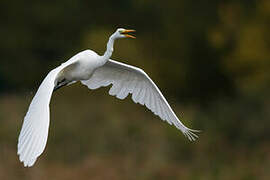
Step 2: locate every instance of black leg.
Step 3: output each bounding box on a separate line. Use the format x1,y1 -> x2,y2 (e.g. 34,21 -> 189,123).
53,79 -> 67,92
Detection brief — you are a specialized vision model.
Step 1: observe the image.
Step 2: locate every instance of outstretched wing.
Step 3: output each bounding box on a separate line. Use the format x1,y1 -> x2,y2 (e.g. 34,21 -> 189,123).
81,59 -> 199,141
17,60 -> 77,167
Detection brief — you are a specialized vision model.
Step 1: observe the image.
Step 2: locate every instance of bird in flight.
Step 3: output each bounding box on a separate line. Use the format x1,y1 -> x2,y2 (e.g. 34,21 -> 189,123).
17,28 -> 199,167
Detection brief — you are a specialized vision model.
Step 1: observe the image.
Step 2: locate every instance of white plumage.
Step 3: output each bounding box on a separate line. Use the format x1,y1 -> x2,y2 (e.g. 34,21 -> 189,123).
17,28 -> 199,167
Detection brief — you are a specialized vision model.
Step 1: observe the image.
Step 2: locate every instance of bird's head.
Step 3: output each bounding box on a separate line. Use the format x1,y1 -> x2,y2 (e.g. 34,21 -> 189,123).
113,28 -> 136,39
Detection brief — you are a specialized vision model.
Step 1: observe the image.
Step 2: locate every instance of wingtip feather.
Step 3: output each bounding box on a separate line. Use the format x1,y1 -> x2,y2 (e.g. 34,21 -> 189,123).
183,128 -> 201,141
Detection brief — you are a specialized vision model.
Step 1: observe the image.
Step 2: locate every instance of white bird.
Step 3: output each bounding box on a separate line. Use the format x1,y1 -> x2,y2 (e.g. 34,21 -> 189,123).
17,28 -> 199,167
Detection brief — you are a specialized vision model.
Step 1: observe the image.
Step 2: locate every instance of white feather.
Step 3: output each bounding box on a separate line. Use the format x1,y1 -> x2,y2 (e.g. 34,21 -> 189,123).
17,58 -> 78,167
81,59 -> 200,139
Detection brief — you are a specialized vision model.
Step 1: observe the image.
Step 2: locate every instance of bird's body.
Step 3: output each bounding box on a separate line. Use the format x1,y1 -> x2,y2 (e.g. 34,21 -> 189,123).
17,28 -> 199,167
55,50 -> 99,85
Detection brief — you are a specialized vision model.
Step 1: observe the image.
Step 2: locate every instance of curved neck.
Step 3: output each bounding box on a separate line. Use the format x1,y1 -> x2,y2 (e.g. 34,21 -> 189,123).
100,36 -> 116,65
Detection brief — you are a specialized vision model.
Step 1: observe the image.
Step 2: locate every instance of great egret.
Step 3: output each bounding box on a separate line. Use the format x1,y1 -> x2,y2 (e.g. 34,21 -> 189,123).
17,28 -> 199,167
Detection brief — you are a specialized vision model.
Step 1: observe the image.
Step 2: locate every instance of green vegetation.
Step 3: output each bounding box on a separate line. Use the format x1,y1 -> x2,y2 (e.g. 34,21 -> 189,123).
0,0 -> 270,179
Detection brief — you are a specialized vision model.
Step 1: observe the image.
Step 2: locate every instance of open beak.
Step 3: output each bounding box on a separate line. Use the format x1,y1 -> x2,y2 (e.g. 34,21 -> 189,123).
121,29 -> 136,39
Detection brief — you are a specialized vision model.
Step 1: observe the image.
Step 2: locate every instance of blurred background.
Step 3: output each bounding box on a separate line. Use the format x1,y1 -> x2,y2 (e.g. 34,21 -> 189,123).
1,0 -> 270,179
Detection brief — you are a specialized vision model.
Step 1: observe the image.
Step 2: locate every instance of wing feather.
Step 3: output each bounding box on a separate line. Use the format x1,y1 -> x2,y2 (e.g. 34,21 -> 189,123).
17,59 -> 78,167
81,59 -> 199,140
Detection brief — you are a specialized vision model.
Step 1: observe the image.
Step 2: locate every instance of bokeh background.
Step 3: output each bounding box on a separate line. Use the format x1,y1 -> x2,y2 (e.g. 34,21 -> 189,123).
1,0 -> 270,179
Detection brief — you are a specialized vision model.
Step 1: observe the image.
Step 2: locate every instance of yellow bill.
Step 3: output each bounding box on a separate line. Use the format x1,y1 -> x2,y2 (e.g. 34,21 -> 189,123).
121,29 -> 136,39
